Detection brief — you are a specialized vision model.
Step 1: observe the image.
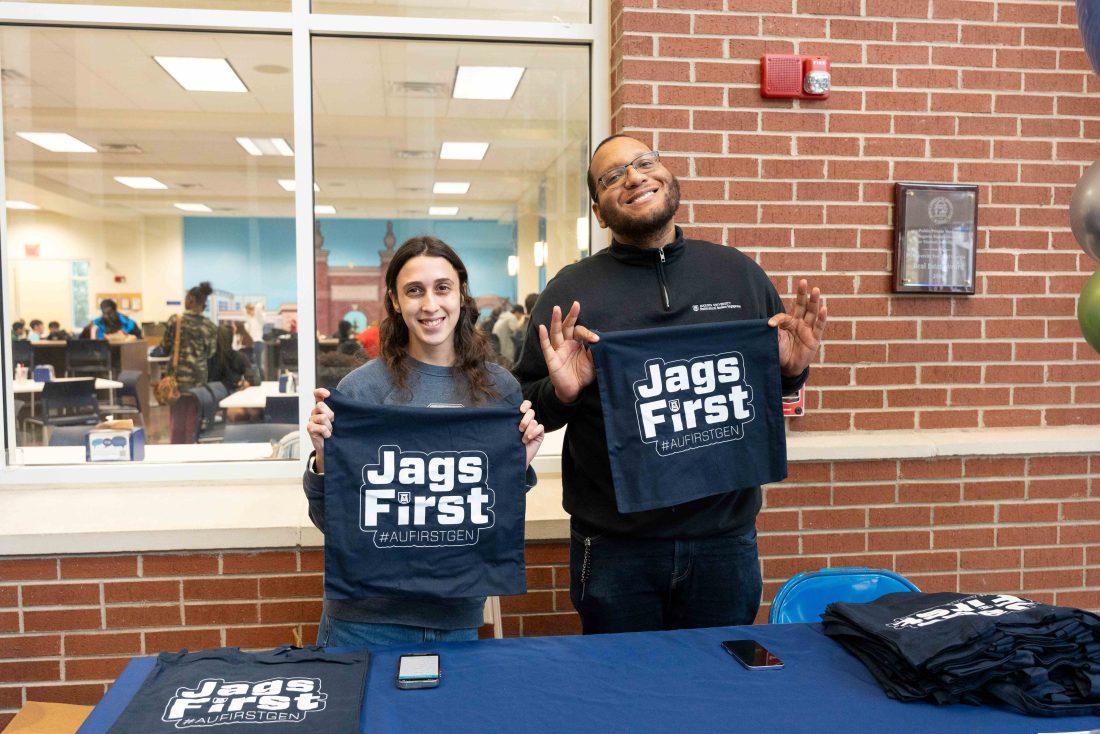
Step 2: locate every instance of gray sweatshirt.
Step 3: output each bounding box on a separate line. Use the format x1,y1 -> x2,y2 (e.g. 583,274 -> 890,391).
303,357 -> 533,630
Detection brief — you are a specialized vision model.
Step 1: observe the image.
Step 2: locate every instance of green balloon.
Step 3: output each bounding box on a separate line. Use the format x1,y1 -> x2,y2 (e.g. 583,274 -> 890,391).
1080,269 -> 1100,355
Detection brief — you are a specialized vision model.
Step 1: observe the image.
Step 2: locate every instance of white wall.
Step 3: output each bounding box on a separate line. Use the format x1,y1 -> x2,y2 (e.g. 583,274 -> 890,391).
6,210 -> 183,331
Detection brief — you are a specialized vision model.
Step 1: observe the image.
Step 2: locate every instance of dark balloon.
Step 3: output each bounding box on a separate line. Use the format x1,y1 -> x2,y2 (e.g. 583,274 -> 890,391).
1070,159 -> 1100,263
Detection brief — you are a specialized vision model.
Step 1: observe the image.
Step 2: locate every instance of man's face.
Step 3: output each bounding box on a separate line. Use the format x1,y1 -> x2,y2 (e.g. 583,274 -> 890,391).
102,304 -> 117,320
589,137 -> 680,241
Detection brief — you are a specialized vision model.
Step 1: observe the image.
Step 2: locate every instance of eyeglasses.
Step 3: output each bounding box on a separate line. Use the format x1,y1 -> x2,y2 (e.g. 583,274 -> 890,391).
596,150 -> 662,192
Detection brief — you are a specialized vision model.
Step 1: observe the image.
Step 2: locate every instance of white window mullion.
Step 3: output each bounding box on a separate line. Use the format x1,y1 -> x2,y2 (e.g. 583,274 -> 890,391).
291,0 -> 316,433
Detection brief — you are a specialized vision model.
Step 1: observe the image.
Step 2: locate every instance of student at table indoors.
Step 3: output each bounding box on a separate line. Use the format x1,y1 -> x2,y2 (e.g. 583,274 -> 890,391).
46,320 -> 72,341
514,134 -> 828,634
304,236 -> 545,646
82,298 -> 143,340
208,323 -> 258,394
27,319 -> 45,342
162,281 -> 218,391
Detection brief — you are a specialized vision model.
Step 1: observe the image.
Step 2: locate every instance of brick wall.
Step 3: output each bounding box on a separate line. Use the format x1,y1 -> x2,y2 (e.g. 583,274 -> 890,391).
3,453 -> 1097,726
610,0 -> 1100,432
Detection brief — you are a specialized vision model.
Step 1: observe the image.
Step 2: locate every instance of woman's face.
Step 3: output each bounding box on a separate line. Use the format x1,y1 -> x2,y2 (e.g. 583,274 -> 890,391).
390,255 -> 462,365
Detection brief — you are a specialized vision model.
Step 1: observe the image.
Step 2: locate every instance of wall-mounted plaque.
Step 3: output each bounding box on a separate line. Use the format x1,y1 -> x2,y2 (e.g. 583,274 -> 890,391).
893,183 -> 977,295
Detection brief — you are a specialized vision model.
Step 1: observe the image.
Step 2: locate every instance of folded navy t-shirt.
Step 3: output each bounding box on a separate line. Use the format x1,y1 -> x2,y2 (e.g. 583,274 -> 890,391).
322,390 -> 527,599
107,646 -> 368,733
590,320 -> 787,513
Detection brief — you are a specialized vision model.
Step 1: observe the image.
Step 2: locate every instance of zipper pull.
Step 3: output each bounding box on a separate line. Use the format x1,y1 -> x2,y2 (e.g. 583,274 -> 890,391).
658,248 -> 666,263
580,536 -> 592,601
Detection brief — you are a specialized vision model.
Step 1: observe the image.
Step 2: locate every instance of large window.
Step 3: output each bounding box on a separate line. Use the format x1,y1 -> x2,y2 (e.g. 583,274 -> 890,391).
0,2 -> 597,473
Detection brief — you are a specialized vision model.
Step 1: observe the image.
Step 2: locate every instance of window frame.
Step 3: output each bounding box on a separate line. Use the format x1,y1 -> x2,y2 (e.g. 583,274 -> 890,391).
0,0 -> 605,487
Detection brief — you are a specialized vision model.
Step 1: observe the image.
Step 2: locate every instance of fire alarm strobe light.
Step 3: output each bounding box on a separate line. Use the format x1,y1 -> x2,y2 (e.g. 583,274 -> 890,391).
761,55 -> 831,99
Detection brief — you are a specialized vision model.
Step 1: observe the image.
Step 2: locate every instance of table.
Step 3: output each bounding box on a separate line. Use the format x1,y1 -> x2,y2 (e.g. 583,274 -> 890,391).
12,377 -> 123,394
75,624 -> 1100,733
218,381 -> 296,410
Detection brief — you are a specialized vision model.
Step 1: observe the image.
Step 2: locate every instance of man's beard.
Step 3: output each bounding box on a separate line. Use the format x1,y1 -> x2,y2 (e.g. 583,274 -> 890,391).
600,175 -> 681,241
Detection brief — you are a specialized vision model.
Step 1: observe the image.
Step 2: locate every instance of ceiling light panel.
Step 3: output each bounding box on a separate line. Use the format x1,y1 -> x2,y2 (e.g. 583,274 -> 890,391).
154,56 -> 248,93
175,203 -> 212,212
6,201 -> 39,210
236,137 -> 293,156
278,179 -> 320,192
115,176 -> 167,189
429,206 -> 459,216
440,142 -> 488,161
433,182 -> 471,195
16,132 -> 96,153
453,66 -> 525,100
314,205 -> 336,214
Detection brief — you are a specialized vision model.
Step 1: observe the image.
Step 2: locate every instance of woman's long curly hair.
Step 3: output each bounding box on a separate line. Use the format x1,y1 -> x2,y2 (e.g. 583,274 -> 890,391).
380,236 -> 499,404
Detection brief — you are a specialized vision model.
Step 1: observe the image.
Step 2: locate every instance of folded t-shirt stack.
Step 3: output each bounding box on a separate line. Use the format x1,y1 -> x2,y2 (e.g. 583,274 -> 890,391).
821,591 -> 1100,717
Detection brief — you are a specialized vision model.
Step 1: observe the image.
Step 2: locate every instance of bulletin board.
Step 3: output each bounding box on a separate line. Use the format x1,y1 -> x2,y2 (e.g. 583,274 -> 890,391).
95,292 -> 144,312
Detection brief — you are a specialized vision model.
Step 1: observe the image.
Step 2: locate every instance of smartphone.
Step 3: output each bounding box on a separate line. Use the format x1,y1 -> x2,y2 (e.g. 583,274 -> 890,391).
395,653 -> 441,689
721,639 -> 784,670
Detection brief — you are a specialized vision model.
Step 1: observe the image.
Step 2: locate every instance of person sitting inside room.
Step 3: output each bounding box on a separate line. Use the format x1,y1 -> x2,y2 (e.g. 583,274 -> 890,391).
27,319 -> 45,342
83,298 -> 143,340
209,323 -> 258,394
46,321 -> 71,340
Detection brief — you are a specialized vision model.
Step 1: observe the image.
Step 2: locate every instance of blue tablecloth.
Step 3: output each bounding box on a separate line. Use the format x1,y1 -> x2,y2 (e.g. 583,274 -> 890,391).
79,624 -> 1100,733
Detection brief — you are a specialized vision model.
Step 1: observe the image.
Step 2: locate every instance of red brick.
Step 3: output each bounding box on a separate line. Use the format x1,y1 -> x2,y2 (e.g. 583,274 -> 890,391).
658,36 -> 723,58
1030,456 -> 1089,475
1062,524 -> 1100,545
1029,477 -> 1089,500
60,556 -> 136,580
959,549 -> 1021,570
802,508 -> 865,530
832,484 -> 896,505
183,578 -> 259,602
0,612 -> 17,634
65,632 -> 140,657
869,530 -> 930,552
1063,501 -> 1100,521
1055,590 -> 1100,609
23,609 -> 101,632
803,532 -> 868,554
226,625 -> 304,650
141,554 -> 220,577
23,683 -> 106,705
998,526 -> 1058,546
964,457 -> 1026,477
0,659 -> 59,683
934,528 -> 995,549
1002,500 -> 1063,522
105,604 -> 180,628
964,480 -> 1026,501
258,575 -> 323,599
868,506 -> 932,528
0,687 -> 20,709
520,613 -> 581,637
959,571 -> 1020,593
0,634 -> 61,658
526,566 -> 554,590
1024,546 -> 1084,568
145,628 -> 222,652
104,580 -> 179,605
622,10 -> 690,33
0,559 -> 58,581
65,657 -> 130,681
259,601 -> 322,624
1024,569 -> 1084,589
500,591 -> 556,614
222,552 -> 297,575
21,583 -> 100,607
622,59 -> 691,82
183,603 -> 257,626
933,504 -> 995,525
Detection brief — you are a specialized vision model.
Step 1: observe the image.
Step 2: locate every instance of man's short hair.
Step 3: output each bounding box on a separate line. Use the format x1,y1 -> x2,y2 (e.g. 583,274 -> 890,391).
587,133 -> 640,202
100,298 -> 117,311
511,305 -> 525,315
29,319 -> 43,329
524,292 -> 538,313
48,321 -> 60,329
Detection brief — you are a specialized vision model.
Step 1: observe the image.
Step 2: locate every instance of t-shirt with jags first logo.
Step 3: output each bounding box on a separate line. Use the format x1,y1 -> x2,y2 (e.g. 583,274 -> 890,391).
322,389 -> 528,600
590,319 -> 787,514
106,646 -> 369,733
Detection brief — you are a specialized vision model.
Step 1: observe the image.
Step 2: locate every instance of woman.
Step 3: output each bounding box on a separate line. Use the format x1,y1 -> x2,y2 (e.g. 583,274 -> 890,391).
162,282 -> 218,390
304,236 -> 545,646
209,323 -> 258,393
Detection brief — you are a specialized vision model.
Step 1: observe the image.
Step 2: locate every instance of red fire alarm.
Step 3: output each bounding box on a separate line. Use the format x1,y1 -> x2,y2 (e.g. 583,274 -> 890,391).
761,55 -> 831,99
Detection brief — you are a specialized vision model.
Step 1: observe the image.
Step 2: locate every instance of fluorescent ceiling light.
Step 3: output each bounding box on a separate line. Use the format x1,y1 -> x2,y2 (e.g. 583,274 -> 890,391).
429,206 -> 459,216
314,205 -> 336,214
114,176 -> 167,190
453,66 -> 525,100
433,181 -> 471,195
16,132 -> 96,153
278,179 -> 320,192
6,200 -> 39,210
507,255 -> 518,277
577,216 -> 589,251
174,203 -> 211,212
236,137 -> 293,157
154,56 -> 247,93
440,142 -> 488,161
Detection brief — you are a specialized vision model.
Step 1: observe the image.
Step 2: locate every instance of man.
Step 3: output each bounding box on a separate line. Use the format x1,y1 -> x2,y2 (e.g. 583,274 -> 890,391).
89,298 -> 142,340
27,319 -> 45,342
492,304 -> 526,366
514,134 -> 827,634
46,321 -> 71,341
244,303 -> 266,379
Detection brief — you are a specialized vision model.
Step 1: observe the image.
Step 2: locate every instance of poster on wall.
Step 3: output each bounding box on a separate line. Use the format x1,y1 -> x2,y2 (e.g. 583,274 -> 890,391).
95,292 -> 144,313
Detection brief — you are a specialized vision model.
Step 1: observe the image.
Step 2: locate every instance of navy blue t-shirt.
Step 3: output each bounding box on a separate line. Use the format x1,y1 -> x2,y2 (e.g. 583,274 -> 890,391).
589,320 -> 787,513
322,389 -> 527,599
106,646 -> 368,733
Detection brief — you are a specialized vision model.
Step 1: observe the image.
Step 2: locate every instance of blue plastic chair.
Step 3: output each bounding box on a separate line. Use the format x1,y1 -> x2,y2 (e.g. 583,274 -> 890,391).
769,567 -> 920,624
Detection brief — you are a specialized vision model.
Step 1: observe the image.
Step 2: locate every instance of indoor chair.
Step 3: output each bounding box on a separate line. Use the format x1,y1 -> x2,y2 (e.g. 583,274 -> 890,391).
65,339 -> 113,379
98,369 -> 143,424
25,378 -> 102,443
12,340 -> 33,371
263,395 -> 298,424
768,567 -> 920,624
223,422 -> 297,444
